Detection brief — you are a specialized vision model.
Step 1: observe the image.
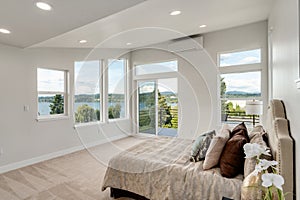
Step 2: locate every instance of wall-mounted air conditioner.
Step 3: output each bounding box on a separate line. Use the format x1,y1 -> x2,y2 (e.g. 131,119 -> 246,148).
168,35 -> 203,53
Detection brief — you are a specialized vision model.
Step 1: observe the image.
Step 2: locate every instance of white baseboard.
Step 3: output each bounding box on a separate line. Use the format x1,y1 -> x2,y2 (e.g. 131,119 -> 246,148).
0,134 -> 127,174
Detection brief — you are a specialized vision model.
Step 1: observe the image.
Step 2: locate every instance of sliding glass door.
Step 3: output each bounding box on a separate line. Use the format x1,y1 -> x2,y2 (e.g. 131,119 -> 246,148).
138,78 -> 178,136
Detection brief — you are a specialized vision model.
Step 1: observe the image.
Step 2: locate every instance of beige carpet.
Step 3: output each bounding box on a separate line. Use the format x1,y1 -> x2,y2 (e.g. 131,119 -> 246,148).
0,136 -> 146,200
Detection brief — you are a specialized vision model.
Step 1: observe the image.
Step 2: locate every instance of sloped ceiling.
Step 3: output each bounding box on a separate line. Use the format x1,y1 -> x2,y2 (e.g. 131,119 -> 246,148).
0,0 -> 273,49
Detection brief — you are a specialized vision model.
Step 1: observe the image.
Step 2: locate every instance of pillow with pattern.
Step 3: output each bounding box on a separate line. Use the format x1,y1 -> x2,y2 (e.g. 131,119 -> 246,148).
190,130 -> 216,162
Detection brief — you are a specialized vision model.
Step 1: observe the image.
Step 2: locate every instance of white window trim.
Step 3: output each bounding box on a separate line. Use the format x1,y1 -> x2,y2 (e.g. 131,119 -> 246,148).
37,68 -> 69,120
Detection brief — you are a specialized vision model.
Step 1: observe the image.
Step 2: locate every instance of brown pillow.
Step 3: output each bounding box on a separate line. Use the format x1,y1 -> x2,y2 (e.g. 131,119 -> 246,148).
219,122 -> 250,178
203,126 -> 230,170
230,122 -> 250,140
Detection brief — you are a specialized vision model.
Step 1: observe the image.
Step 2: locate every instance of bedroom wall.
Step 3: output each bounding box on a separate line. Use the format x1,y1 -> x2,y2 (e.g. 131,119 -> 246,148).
0,44 -> 132,172
268,0 -> 300,198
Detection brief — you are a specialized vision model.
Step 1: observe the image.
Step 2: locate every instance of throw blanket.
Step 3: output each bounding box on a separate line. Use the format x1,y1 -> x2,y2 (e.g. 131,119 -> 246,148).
102,136 -> 243,200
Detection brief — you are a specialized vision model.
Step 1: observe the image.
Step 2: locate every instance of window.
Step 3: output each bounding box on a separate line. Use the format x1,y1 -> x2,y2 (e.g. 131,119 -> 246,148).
74,61 -> 101,123
219,48 -> 262,126
108,59 -> 126,119
135,60 -> 178,76
135,60 -> 178,137
37,68 -> 68,118
220,49 -> 261,67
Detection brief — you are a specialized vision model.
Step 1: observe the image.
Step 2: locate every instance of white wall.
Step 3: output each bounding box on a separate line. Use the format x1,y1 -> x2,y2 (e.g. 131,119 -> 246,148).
0,44 -> 132,172
268,0 -> 299,198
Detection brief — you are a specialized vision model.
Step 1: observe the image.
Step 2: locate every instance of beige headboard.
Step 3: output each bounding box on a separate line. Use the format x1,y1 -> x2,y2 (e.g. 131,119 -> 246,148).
265,99 -> 294,200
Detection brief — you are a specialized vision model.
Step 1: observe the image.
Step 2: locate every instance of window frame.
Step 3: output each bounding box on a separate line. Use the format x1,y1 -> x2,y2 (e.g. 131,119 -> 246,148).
218,48 -> 262,68
73,58 -> 129,127
218,48 -> 263,125
73,60 -> 103,125
133,59 -> 179,135
107,58 -> 128,121
37,68 -> 69,121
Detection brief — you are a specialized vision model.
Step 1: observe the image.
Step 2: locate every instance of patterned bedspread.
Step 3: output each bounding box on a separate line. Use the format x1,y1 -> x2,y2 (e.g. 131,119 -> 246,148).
102,136 -> 243,200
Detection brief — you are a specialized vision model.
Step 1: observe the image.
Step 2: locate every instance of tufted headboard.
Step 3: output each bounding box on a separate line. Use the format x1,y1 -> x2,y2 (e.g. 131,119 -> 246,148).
265,99 -> 295,200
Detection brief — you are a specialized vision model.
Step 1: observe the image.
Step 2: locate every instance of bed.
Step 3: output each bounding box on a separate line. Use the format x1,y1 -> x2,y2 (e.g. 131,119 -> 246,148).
102,99 -> 295,200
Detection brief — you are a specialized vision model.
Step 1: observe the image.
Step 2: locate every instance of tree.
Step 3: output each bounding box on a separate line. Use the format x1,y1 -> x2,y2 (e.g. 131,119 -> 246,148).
170,106 -> 178,128
158,91 -> 173,128
75,104 -> 97,123
49,94 -> 64,114
108,103 -> 121,119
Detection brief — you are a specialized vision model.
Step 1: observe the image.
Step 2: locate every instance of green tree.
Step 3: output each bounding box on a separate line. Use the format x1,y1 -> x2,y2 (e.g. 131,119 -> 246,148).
49,94 -> 64,114
170,106 -> 178,128
158,91 -> 173,128
108,103 -> 121,119
75,104 -> 97,123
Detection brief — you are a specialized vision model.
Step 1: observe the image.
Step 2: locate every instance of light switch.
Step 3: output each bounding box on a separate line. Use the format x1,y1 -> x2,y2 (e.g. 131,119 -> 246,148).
24,105 -> 30,112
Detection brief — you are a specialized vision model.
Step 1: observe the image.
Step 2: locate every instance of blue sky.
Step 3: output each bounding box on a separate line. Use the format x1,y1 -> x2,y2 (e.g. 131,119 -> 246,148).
220,49 -> 261,67
221,71 -> 261,94
74,60 -> 125,95
38,68 -> 65,92
220,49 -> 261,93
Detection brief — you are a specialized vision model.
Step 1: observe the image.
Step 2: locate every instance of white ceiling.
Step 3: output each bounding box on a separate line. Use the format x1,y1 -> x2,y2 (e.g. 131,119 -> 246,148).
0,0 -> 274,49
0,0 -> 145,48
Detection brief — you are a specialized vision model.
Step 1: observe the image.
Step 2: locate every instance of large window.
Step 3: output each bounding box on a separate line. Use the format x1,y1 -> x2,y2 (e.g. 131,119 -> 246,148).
219,49 -> 262,126
108,59 -> 126,119
74,61 -> 101,123
37,68 -> 68,118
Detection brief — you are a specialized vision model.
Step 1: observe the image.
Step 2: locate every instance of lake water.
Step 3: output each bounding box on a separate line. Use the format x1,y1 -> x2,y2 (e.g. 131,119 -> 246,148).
38,102 -> 124,116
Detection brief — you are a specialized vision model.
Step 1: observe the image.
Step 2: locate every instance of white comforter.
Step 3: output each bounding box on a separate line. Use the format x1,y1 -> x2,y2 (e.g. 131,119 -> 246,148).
102,136 -> 243,200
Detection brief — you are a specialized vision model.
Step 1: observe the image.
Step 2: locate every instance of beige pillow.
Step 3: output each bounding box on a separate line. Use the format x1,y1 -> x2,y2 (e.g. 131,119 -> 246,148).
244,132 -> 272,177
248,125 -> 264,139
203,126 -> 230,170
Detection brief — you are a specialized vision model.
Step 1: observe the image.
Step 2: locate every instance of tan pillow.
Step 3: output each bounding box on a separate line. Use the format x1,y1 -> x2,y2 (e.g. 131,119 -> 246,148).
244,132 -> 272,177
203,127 -> 230,170
248,125 -> 264,139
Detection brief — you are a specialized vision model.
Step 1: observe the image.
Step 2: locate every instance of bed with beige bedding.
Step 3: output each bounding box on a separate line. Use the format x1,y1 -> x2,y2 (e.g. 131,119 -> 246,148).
102,100 -> 294,200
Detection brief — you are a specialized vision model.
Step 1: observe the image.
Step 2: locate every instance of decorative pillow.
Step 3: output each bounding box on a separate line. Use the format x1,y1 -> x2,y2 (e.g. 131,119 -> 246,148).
219,122 -> 250,178
230,122 -> 250,140
203,126 -> 230,169
248,125 -> 265,139
244,131 -> 273,177
190,130 -> 216,162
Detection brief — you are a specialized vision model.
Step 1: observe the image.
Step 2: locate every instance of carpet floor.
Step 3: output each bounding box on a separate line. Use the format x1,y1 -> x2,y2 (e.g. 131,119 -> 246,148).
0,136 -> 146,200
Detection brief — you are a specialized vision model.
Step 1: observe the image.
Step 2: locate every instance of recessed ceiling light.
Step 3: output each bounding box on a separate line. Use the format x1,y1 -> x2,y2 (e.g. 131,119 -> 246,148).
170,10 -> 181,16
79,40 -> 87,44
36,2 -> 52,11
0,28 -> 11,34
126,42 -> 132,46
199,25 -> 207,28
